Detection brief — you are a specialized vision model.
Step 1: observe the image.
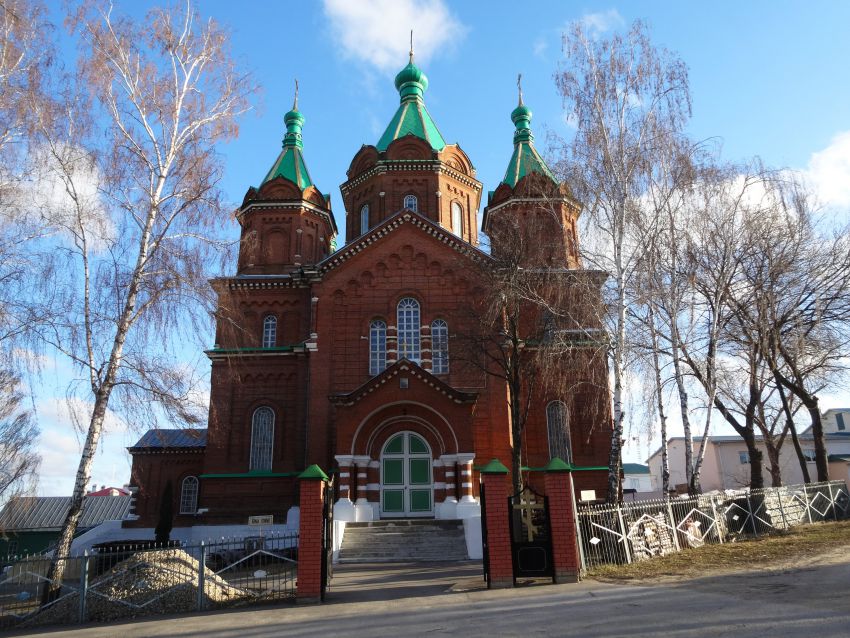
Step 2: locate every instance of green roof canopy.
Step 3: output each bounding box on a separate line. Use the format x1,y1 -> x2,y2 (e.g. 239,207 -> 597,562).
376,55 -> 447,152
500,99 -> 558,189
261,102 -> 315,191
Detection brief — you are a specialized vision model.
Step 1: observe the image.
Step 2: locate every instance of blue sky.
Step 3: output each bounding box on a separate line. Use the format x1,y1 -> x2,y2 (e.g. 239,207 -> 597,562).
34,1 -> 850,494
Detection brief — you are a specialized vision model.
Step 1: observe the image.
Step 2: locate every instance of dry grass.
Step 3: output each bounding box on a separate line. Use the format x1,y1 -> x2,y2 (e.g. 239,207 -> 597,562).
587,519 -> 850,582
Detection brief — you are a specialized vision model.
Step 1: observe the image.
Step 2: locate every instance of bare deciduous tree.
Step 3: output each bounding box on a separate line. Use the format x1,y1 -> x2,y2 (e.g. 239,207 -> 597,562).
0,370 -> 39,509
30,1 -> 255,598
556,20 -> 691,501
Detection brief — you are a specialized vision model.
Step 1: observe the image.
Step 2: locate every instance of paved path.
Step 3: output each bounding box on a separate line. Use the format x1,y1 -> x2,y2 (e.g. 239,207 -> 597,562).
13,560 -> 850,637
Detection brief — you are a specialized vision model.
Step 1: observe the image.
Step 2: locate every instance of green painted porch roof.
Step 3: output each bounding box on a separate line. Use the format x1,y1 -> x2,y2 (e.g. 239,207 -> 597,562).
261,107 -> 314,190
376,59 -> 446,152
501,102 -> 557,188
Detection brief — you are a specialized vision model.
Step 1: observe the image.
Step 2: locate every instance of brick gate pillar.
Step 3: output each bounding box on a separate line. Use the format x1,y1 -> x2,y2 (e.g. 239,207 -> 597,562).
544,458 -> 581,584
296,464 -> 328,604
481,459 -> 514,589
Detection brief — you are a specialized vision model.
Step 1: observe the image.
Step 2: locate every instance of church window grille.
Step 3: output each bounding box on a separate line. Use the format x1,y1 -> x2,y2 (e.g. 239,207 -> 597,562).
397,298 -> 421,363
180,476 -> 199,514
262,315 -> 277,348
360,204 -> 370,234
431,319 -> 449,374
404,194 -> 418,213
369,319 -> 387,375
546,400 -> 572,463
451,202 -> 463,236
250,407 -> 275,472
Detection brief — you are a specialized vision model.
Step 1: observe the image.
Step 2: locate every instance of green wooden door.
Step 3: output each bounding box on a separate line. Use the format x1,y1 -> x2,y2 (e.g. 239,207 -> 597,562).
380,432 -> 433,517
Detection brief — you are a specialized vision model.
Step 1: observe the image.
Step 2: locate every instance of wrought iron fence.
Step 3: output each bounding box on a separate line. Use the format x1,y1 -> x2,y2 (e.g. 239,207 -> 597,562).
577,480 -> 849,571
0,530 -> 298,630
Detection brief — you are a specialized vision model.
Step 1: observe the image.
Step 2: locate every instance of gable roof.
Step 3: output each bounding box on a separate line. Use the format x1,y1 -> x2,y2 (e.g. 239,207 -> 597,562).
129,428 -> 207,451
329,358 -> 478,406
623,463 -> 650,475
318,210 -> 490,275
0,496 -> 132,532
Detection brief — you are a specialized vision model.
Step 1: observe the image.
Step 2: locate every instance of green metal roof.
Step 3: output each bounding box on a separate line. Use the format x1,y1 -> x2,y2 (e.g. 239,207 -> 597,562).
501,101 -> 557,188
261,107 -> 315,190
623,463 -> 651,475
376,57 -> 446,152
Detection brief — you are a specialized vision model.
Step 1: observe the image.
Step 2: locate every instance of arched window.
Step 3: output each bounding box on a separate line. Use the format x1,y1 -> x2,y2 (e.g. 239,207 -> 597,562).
250,407 -> 275,472
369,319 -> 387,375
262,315 -> 277,348
451,201 -> 463,237
179,476 -> 199,514
360,204 -> 370,234
431,319 -> 449,374
397,298 -> 421,363
403,194 -> 418,213
547,401 -> 572,463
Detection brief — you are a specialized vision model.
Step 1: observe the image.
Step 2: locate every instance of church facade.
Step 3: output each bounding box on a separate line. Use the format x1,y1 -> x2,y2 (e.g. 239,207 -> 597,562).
124,57 -> 612,531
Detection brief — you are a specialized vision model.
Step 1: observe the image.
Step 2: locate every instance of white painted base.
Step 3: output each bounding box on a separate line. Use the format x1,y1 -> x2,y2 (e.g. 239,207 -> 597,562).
332,519 -> 347,563
437,496 -> 458,519
355,498 -> 375,522
462,516 -> 482,559
334,498 -> 357,522
455,495 -> 480,519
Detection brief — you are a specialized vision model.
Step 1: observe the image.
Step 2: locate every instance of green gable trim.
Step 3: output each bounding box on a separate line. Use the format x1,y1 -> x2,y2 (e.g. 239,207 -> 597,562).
205,345 -> 302,355
299,464 -> 329,481
544,457 -> 572,473
521,464 -> 608,472
480,458 -> 510,474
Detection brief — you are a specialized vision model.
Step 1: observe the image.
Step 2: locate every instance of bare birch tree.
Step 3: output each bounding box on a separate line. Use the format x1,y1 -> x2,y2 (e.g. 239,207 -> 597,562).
31,1 -> 255,598
0,370 -> 39,507
556,20 -> 691,501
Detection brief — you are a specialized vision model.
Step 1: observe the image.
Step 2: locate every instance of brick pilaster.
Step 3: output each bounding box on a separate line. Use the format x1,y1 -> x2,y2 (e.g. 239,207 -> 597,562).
481,459 -> 513,589
296,465 -> 327,603
544,458 -> 581,583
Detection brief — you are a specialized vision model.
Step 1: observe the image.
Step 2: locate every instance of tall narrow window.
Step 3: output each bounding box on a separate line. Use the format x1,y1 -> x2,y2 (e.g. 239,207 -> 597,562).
262,315 -> 277,348
397,297 -> 421,363
431,319 -> 449,374
360,204 -> 370,234
546,400 -> 572,463
837,412 -> 846,431
369,319 -> 387,375
451,202 -> 463,237
403,194 -> 418,213
180,476 -> 199,514
250,407 -> 275,472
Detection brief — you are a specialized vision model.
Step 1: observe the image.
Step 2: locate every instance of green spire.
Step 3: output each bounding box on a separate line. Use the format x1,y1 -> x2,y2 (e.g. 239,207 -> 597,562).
501,74 -> 557,189
376,37 -> 447,152
261,80 -> 315,191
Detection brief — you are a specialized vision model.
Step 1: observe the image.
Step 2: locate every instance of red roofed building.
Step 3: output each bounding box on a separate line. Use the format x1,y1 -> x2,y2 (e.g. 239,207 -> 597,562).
124,57 -> 612,533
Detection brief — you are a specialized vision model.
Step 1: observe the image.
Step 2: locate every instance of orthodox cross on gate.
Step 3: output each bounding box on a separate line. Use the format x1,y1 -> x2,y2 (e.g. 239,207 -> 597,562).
513,494 -> 544,542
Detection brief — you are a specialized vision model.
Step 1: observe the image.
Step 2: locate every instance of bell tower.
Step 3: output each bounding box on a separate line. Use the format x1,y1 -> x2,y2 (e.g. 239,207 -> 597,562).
483,79 -> 581,269
237,85 -> 337,274
340,48 -> 482,245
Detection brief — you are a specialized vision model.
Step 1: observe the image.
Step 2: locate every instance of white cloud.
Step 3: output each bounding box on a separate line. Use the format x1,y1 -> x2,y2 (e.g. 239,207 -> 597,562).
322,0 -> 467,73
533,36 -> 548,59
804,130 -> 850,210
579,9 -> 625,37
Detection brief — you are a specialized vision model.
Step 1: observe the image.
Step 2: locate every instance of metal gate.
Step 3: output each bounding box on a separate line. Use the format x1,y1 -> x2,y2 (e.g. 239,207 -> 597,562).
320,476 -> 335,601
480,482 -> 490,586
509,485 -> 554,581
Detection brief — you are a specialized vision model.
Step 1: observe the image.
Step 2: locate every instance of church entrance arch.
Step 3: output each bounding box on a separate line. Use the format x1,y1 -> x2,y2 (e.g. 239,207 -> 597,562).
380,431 -> 433,518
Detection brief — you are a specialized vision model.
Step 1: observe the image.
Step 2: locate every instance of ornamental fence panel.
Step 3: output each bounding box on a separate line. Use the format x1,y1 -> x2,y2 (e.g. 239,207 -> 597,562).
576,480 -> 848,571
0,530 -> 298,631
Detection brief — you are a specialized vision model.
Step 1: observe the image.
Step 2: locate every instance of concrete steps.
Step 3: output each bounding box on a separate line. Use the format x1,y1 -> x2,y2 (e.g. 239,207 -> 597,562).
338,519 -> 469,563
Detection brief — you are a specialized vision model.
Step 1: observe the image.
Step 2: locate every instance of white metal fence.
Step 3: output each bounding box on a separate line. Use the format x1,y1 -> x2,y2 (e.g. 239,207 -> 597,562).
0,531 -> 298,630
577,480 -> 849,570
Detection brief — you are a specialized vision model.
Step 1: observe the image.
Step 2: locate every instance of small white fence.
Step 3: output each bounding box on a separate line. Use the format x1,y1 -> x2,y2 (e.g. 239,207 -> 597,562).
577,480 -> 849,570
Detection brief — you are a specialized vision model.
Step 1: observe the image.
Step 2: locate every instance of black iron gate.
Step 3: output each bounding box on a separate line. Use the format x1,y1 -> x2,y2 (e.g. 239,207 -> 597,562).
320,476 -> 335,600
508,485 -> 554,581
480,482 -> 490,586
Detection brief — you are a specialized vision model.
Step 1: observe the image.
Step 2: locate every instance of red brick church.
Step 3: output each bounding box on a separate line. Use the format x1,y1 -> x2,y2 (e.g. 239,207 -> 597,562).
124,55 -> 612,533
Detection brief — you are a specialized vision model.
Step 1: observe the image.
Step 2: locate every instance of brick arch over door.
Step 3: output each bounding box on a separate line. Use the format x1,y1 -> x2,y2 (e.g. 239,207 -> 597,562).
349,402 -> 460,457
